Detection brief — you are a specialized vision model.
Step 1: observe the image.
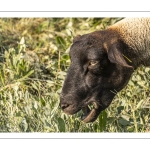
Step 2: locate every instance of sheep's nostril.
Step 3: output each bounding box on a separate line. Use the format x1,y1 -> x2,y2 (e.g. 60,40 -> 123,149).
60,103 -> 70,110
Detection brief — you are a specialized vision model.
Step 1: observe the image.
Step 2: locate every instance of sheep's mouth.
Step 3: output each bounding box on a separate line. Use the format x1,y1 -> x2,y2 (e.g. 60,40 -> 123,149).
81,102 -> 101,123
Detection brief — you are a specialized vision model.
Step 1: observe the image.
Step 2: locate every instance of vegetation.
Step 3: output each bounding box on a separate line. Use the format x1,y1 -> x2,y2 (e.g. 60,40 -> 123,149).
0,18 -> 149,132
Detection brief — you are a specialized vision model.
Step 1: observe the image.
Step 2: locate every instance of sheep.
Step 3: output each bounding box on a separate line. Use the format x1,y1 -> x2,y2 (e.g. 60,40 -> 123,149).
59,18 -> 150,123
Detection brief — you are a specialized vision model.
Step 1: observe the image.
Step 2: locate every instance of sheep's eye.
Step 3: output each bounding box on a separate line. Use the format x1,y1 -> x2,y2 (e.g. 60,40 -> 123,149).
89,60 -> 99,66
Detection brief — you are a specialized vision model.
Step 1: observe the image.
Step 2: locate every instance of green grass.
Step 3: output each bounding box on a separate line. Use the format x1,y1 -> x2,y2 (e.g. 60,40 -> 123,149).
0,18 -> 149,132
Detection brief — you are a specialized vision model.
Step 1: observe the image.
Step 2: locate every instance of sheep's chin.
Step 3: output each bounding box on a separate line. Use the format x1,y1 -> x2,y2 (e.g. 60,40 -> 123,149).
81,102 -> 101,123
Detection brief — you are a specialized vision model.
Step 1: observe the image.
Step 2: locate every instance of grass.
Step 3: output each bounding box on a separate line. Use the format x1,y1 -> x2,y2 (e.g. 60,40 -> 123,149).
0,18 -> 149,132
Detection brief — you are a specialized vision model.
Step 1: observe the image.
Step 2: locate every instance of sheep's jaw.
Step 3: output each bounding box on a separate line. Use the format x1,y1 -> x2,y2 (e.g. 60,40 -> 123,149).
81,102 -> 101,123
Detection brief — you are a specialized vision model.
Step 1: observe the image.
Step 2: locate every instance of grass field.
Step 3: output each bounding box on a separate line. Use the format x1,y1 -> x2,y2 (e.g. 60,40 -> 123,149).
0,18 -> 149,132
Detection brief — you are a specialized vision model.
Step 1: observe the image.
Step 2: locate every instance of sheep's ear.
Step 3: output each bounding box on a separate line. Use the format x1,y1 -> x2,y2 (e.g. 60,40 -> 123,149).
73,35 -> 81,43
107,43 -> 133,69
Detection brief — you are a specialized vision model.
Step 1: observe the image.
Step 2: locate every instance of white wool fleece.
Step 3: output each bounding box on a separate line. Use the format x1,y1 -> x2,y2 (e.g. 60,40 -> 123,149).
108,18 -> 150,65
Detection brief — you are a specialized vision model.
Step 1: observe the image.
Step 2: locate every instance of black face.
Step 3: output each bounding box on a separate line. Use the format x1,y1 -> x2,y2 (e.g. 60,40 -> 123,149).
60,31 -> 134,123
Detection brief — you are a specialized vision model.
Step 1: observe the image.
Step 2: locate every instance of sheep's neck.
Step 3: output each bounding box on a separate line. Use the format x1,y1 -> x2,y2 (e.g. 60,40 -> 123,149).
109,18 -> 150,68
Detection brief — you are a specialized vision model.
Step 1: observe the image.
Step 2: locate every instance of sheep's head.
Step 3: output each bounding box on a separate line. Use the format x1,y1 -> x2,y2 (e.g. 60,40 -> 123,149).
60,30 -> 134,123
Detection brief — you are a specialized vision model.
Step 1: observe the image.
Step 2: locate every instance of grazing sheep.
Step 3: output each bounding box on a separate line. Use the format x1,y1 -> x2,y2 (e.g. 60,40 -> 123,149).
60,18 -> 150,123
